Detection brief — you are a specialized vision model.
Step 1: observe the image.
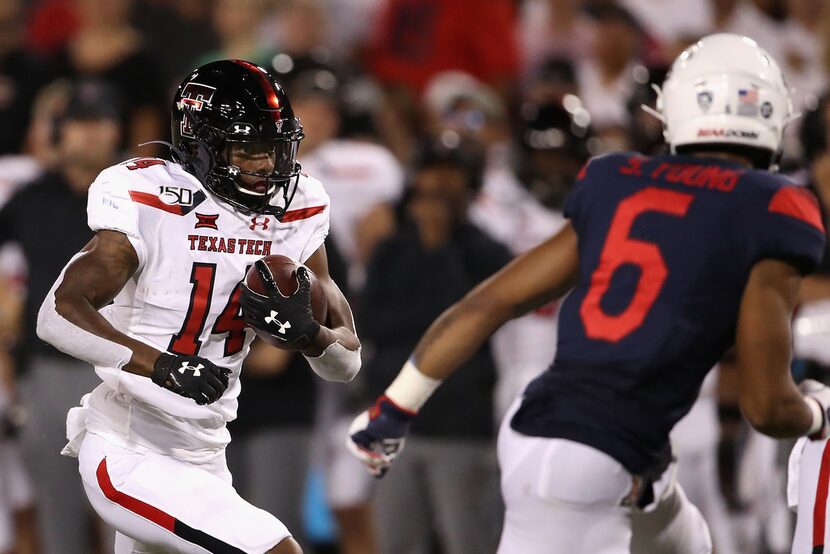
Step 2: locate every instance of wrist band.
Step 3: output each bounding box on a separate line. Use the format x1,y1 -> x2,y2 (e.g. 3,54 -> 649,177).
384,359 -> 442,413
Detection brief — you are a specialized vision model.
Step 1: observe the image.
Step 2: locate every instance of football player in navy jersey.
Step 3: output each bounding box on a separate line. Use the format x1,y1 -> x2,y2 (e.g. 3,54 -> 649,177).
347,33 -> 828,554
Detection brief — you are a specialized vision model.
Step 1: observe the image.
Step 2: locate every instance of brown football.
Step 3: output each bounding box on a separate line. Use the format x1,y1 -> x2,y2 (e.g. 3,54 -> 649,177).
244,255 -> 328,348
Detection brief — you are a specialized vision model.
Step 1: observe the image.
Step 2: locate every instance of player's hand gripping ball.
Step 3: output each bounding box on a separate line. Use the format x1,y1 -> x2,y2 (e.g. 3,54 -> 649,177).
240,255 -> 328,351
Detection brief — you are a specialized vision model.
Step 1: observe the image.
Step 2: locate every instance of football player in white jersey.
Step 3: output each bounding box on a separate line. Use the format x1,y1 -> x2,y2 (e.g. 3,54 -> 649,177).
36,60 -> 361,554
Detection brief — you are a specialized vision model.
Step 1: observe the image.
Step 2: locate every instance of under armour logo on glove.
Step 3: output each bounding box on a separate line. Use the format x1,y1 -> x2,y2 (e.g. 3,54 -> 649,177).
264,310 -> 292,334
151,353 -> 231,405
178,362 -> 203,376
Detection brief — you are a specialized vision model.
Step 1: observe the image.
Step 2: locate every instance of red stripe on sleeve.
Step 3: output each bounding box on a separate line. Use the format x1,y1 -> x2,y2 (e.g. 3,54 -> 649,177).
96,458 -> 176,532
281,205 -> 326,222
128,191 -> 184,215
769,187 -> 826,233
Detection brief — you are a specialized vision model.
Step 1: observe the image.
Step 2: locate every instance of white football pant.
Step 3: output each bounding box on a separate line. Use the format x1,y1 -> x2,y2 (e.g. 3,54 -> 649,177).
497,400 -> 712,554
77,432 -> 290,553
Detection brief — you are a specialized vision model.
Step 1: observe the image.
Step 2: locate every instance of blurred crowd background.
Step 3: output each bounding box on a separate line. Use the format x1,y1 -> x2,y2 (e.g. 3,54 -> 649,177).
0,0 -> 830,553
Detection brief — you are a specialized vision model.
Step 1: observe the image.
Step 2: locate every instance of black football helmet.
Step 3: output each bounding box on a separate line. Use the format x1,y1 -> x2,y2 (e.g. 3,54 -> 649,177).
171,59 -> 304,219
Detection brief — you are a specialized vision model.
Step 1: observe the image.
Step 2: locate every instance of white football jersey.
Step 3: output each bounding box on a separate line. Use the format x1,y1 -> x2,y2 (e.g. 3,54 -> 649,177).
82,157 -> 329,461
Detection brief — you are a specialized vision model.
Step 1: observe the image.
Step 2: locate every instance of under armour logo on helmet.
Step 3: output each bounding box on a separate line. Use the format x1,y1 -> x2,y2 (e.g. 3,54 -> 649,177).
250,217 -> 270,230
178,362 -> 204,376
233,124 -> 253,135
264,310 -> 292,335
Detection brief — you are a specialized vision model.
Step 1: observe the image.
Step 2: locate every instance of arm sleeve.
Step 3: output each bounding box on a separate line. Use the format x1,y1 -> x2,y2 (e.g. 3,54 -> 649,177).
759,186 -> 827,274
87,172 -> 148,269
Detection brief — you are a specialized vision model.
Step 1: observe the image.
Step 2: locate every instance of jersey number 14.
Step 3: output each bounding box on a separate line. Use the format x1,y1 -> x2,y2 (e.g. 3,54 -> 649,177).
169,263 -> 247,357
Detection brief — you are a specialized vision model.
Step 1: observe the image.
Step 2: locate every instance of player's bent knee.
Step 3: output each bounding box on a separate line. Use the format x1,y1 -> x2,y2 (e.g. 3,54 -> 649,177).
266,536 -> 303,554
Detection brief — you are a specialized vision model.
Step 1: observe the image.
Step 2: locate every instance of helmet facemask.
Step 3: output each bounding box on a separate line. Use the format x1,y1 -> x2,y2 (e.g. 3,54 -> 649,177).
188,119 -> 305,220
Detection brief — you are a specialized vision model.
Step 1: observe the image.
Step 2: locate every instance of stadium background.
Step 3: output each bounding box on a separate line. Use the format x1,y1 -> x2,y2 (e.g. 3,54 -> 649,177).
0,0 -> 829,553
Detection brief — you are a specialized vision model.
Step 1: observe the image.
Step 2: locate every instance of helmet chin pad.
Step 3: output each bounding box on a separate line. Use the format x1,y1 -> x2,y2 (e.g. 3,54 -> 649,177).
207,162 -> 301,218
233,169 -> 277,197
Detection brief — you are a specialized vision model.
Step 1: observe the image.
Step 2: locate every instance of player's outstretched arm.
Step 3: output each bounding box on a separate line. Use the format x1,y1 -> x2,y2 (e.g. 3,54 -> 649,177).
736,258 -> 817,438
347,223 -> 579,476
300,244 -> 361,382
36,230 -> 230,405
409,223 -> 579,382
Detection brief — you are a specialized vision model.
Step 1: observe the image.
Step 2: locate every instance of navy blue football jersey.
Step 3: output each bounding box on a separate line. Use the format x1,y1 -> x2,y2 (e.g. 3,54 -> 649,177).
511,152 -> 826,476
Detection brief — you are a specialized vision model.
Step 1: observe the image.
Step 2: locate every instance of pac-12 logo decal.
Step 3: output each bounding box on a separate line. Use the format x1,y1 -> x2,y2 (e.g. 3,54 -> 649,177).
697,91 -> 713,112
250,217 -> 270,230
159,186 -> 195,206
177,82 -> 217,138
195,213 -> 219,230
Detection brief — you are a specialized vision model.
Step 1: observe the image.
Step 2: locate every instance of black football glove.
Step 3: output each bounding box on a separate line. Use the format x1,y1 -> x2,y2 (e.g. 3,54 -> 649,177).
239,260 -> 321,350
151,352 -> 231,405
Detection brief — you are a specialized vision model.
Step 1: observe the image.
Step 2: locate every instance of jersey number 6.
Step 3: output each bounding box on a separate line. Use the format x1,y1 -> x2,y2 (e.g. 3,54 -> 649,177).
580,187 -> 694,342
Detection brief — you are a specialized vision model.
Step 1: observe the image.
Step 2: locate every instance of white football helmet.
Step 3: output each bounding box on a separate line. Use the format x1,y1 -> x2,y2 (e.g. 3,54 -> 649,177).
648,33 -> 794,168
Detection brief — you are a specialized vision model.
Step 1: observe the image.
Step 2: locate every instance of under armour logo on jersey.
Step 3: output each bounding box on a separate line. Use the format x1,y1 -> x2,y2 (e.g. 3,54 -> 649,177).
250,217 -> 270,230
264,310 -> 292,335
178,362 -> 203,376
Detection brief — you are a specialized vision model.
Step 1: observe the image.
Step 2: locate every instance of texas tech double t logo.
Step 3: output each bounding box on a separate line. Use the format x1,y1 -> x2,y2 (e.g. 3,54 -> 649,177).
177,83 -> 217,138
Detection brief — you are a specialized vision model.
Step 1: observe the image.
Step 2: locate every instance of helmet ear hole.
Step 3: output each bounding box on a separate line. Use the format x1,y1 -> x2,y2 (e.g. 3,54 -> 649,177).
194,126 -> 224,151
